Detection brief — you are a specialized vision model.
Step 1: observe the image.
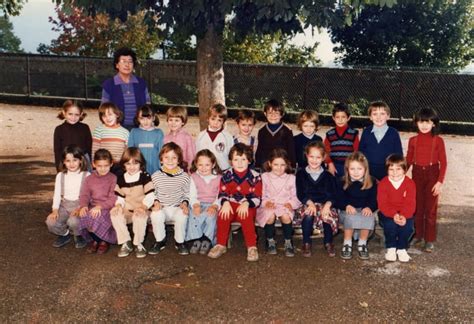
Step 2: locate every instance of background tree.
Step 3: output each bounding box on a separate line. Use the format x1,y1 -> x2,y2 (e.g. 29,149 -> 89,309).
0,0 -> 24,16
0,16 -> 23,53
330,0 -> 474,70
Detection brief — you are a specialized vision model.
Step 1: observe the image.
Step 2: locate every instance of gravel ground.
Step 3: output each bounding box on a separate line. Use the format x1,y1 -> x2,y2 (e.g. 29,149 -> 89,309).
0,104 -> 473,322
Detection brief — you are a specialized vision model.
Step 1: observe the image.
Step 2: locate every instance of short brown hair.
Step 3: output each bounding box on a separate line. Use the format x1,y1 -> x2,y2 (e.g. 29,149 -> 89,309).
235,109 -> 256,124
264,99 -> 285,115
304,141 -> 326,157
368,100 -> 391,116
98,102 -> 123,123
208,103 -> 227,121
228,143 -> 254,164
190,149 -> 222,175
93,148 -> 113,163
263,148 -> 293,174
57,100 -> 86,121
120,147 -> 146,172
297,110 -> 319,130
159,142 -> 184,166
166,106 -> 188,124
385,154 -> 407,172
135,104 -> 159,127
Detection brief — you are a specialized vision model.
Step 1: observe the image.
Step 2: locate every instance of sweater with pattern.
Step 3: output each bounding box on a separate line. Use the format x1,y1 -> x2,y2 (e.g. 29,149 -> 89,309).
218,168 -> 262,208
151,168 -> 190,207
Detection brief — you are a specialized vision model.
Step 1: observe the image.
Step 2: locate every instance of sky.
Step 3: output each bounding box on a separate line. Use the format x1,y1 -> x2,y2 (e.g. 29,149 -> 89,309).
10,0 -> 338,66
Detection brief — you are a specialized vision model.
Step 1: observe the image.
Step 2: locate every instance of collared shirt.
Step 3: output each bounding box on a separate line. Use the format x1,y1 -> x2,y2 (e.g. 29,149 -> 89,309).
371,124 -> 389,143
305,166 -> 324,181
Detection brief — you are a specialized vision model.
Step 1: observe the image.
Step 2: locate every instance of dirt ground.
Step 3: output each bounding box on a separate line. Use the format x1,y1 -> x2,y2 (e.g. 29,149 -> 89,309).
0,104 -> 473,322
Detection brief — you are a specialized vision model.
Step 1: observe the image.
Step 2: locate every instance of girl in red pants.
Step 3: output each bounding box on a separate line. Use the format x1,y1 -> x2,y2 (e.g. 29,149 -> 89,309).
407,108 -> 447,252
208,143 -> 262,262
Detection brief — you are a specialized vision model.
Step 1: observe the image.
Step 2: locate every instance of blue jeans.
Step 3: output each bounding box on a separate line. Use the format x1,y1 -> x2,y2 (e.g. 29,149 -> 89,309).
379,212 -> 414,249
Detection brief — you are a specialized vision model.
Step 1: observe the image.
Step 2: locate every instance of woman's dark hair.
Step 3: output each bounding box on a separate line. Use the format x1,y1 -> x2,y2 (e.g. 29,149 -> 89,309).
413,108 -> 440,135
134,104 -> 160,127
60,145 -> 88,173
113,47 -> 138,70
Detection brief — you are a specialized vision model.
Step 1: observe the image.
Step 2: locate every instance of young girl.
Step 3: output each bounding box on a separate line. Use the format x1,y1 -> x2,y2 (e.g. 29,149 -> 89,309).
296,141 -> 338,257
257,149 -> 300,257
336,152 -> 377,260
406,108 -> 447,252
128,105 -> 164,175
294,110 -> 322,169
186,149 -> 222,255
163,106 -> 196,171
110,148 -> 155,258
149,142 -> 190,256
208,143 -> 262,262
46,145 -> 89,249
92,102 -> 129,176
53,100 -> 92,171
378,154 -> 416,262
233,109 -> 258,154
78,149 -> 118,254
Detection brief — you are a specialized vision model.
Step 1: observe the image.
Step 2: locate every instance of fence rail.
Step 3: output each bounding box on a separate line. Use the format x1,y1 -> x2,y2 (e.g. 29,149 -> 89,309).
0,53 -> 473,125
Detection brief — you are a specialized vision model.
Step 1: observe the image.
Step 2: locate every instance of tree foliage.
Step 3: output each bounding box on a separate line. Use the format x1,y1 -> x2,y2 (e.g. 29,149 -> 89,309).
0,16 -> 23,53
0,0 -> 24,16
330,0 -> 474,70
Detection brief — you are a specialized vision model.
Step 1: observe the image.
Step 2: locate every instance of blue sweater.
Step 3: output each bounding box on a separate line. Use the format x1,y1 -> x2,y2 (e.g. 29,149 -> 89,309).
359,125 -> 403,180
296,169 -> 337,206
128,127 -> 164,175
335,177 -> 378,211
294,133 -> 323,169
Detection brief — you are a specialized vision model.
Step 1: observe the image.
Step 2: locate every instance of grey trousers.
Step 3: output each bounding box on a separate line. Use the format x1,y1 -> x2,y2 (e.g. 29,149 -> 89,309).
46,199 -> 80,236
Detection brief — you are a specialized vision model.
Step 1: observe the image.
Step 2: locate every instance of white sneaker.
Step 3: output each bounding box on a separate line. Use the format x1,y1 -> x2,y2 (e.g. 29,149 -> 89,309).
247,247 -> 259,262
385,248 -> 397,261
397,249 -> 411,262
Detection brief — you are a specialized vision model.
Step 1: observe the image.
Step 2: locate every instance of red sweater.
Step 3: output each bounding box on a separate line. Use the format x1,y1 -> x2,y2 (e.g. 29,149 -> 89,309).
377,176 -> 416,219
324,125 -> 360,164
406,133 -> 447,183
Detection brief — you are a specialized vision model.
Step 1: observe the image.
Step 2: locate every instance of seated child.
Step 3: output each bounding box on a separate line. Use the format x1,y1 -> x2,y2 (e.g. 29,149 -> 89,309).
294,110 -> 322,169
378,154 -> 416,262
208,143 -> 262,262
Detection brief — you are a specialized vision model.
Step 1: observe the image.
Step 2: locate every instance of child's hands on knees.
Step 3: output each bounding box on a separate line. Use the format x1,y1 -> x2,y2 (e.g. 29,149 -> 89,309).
321,202 -> 331,221
71,208 -> 80,217
180,202 -> 189,215
192,203 -> 201,216
394,213 -> 406,226
219,201 -> 232,220
237,201 -> 249,218
111,204 -> 123,217
90,206 -> 102,218
47,209 -> 59,221
327,163 -> 337,176
361,207 -> 373,217
265,201 -> 275,209
305,201 -> 317,216
135,205 -> 148,216
79,207 -> 89,217
432,181 -> 442,196
345,205 -> 357,215
152,201 -> 161,212
207,204 -> 218,217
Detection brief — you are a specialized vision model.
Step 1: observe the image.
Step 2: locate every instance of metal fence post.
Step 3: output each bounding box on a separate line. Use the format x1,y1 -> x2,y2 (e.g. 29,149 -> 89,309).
397,69 -> 404,121
26,55 -> 31,96
303,65 -> 308,109
83,58 -> 88,100
148,60 -> 153,104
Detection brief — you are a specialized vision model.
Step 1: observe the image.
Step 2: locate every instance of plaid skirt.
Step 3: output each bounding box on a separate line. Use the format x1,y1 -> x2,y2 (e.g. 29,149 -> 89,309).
293,204 -> 339,234
79,209 -> 117,244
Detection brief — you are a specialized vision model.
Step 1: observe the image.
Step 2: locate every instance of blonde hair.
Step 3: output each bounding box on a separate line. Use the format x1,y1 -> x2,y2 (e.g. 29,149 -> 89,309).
166,106 -> 188,124
342,152 -> 373,190
368,100 -> 391,116
98,102 -> 123,123
57,100 -> 86,121
297,110 -> 319,131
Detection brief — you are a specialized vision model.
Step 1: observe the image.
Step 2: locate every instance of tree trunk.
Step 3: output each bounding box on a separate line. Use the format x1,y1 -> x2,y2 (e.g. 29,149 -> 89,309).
196,24 -> 225,130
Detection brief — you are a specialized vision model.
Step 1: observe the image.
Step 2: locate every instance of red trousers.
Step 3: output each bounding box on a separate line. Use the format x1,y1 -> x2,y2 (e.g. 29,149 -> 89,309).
412,164 -> 440,242
216,202 -> 257,248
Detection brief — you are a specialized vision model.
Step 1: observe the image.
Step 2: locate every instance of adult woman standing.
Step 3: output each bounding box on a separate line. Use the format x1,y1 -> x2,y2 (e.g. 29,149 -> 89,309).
101,47 -> 151,130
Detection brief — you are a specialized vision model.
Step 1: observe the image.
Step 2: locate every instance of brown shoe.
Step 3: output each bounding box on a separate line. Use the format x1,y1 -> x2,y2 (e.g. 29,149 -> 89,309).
302,243 -> 312,257
97,241 -> 109,254
325,243 -> 336,257
86,241 -> 98,254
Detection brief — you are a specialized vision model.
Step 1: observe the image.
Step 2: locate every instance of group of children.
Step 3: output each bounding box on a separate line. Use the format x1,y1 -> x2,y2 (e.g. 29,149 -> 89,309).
46,98 -> 447,263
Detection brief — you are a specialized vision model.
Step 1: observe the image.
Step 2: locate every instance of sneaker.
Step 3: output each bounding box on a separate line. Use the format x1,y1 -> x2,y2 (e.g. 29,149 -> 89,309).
397,249 -> 411,262
358,244 -> 369,260
175,243 -> 189,255
385,247 -> 397,262
284,240 -> 295,257
86,241 -> 98,254
117,241 -> 133,258
411,237 -> 424,248
189,240 -> 202,254
208,244 -> 227,259
266,239 -> 277,255
199,240 -> 212,255
135,244 -> 147,258
325,243 -> 336,257
97,241 -> 109,254
247,247 -> 259,262
52,235 -> 71,248
148,240 -> 166,255
74,236 -> 87,249
341,244 -> 353,260
302,243 -> 312,257
424,242 -> 434,253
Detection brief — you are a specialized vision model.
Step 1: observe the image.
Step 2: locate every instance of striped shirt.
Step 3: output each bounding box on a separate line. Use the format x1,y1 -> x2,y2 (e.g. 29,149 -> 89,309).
92,124 -> 129,162
151,168 -> 190,207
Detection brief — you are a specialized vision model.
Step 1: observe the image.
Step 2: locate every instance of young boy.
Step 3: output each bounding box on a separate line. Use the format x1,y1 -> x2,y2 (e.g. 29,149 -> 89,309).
208,143 -> 262,262
255,99 -> 296,170
196,103 -> 234,171
233,109 -> 258,155
359,101 -> 403,180
323,103 -> 359,176
294,110 -> 323,169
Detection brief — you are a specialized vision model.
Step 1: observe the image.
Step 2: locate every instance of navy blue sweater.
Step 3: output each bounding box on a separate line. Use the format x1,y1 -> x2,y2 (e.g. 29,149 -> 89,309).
294,133 -> 323,169
296,169 -> 336,206
335,177 -> 378,211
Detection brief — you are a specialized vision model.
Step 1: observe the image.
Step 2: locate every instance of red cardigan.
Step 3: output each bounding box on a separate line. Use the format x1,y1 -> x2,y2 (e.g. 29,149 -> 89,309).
377,176 -> 416,219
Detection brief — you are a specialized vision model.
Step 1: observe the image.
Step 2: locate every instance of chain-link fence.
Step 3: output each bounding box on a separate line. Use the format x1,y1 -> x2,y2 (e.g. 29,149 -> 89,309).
0,53 -> 472,124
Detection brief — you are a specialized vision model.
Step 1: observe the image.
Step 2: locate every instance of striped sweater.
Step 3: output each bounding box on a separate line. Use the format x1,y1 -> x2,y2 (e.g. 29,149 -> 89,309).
151,168 -> 190,207
92,124 -> 129,162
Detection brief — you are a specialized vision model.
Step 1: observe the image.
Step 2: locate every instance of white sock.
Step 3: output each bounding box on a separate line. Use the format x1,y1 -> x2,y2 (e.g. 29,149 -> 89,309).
358,239 -> 367,247
343,239 -> 352,246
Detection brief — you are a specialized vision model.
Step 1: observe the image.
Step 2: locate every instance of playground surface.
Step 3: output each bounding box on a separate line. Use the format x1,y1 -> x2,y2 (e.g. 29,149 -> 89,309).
0,104 -> 473,322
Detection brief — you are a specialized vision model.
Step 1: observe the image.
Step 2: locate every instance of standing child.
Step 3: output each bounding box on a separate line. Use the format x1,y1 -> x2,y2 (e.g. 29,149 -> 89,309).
163,106 -> 195,171
336,152 -> 377,260
186,149 -> 222,255
53,100 -> 92,171
233,109 -> 258,154
78,149 -> 117,254
46,145 -> 89,249
255,99 -> 296,170
92,102 -> 129,176
149,142 -> 190,255
324,103 -> 359,176
196,104 -> 234,171
378,154 -> 416,262
257,149 -> 300,257
110,148 -> 155,258
359,101 -> 403,180
296,141 -> 339,257
294,110 -> 322,169
406,108 -> 447,252
208,143 -> 262,262
128,104 -> 164,175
